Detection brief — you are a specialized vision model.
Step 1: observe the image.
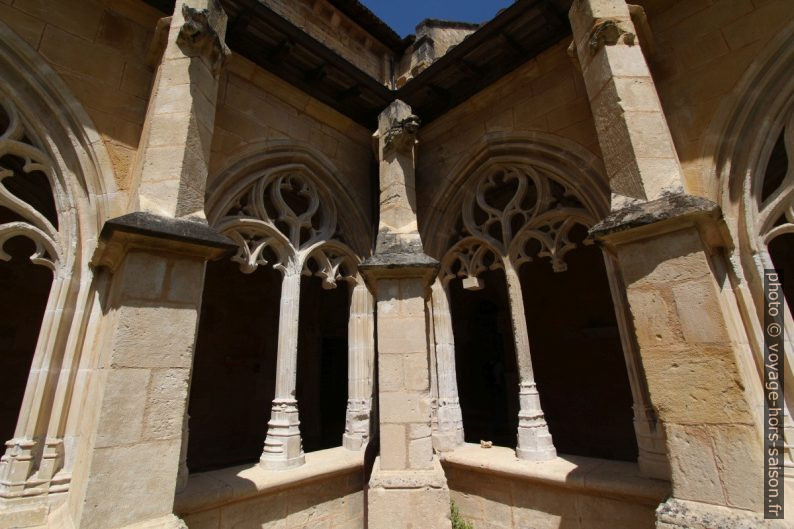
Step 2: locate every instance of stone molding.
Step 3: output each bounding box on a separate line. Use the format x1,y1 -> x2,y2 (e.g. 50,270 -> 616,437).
590,192 -> 732,252
91,212 -> 236,272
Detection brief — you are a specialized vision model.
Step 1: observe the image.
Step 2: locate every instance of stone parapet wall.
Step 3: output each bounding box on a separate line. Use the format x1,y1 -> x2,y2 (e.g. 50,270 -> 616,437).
442,444 -> 669,529
177,448 -> 365,529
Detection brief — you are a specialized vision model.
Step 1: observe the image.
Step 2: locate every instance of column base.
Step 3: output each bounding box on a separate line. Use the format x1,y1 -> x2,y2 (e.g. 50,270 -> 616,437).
656,498 -> 791,529
516,385 -> 556,461
367,457 -> 452,529
260,399 -> 305,470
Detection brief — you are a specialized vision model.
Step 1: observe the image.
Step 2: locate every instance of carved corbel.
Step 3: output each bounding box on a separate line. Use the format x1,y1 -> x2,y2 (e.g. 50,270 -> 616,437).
383,115 -> 421,154
177,3 -> 231,77
588,19 -> 636,55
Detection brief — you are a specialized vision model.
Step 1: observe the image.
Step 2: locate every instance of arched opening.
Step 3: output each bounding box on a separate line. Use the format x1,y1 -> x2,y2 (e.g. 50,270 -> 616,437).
296,276 -> 349,452
0,237 -> 52,443
519,238 -> 637,461
449,269 -> 518,447
186,257 -> 281,472
0,124 -> 58,460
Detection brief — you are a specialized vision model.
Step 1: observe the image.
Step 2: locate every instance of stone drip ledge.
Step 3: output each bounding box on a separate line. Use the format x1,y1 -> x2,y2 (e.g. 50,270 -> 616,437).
175,447 -> 364,515
440,444 -> 670,505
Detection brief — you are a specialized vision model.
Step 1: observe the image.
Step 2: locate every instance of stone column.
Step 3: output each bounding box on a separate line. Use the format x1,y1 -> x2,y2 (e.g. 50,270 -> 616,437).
569,0 -> 682,211
429,279 -> 464,452
134,0 -> 230,219
593,199 -> 766,527
77,1 -> 231,526
343,281 -> 375,451
503,262 -> 556,461
361,100 -> 452,529
82,215 -> 234,529
260,267 -> 305,469
571,1 -> 768,525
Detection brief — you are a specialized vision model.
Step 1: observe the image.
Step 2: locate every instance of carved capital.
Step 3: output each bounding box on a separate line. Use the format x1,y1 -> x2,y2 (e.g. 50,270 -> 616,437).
177,3 -> 231,77
588,19 -> 635,55
383,115 -> 421,153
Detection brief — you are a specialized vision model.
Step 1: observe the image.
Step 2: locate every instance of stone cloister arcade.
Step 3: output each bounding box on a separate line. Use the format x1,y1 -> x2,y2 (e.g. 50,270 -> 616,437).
0,0 -> 792,528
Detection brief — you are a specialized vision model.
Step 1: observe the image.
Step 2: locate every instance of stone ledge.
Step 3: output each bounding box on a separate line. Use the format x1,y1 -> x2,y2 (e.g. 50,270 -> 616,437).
174,447 -> 364,515
92,212 -> 237,270
590,193 -> 720,239
440,443 -> 670,505
100,212 -> 236,251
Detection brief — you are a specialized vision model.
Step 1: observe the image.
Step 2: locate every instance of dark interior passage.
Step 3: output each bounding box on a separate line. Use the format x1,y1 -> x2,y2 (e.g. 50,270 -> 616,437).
187,258 -> 280,472
519,243 -> 637,461
450,269 -> 519,448
0,235 -> 52,444
297,276 -> 349,452
768,233 -> 793,313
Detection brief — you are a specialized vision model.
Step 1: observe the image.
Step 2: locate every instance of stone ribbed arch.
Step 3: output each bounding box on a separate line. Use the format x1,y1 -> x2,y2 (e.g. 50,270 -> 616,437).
708,20 -> 794,461
0,20 -> 120,499
205,142 -> 374,468
422,132 -> 665,471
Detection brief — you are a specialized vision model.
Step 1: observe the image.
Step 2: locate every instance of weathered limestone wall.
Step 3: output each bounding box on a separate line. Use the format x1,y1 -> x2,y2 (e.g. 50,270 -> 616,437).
638,0 -> 794,198
263,0 -> 391,83
176,449 -> 364,529
0,0 -> 161,191
209,53 -> 374,227
443,445 -> 668,529
416,39 -> 601,248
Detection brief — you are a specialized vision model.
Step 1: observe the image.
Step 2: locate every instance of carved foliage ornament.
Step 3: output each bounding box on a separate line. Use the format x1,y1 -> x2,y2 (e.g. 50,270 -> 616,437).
0,99 -> 61,272
442,164 -> 595,284
216,170 -> 357,287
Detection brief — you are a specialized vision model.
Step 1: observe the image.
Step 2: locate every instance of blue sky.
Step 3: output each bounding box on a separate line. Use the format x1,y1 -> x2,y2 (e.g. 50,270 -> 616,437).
361,0 -> 515,37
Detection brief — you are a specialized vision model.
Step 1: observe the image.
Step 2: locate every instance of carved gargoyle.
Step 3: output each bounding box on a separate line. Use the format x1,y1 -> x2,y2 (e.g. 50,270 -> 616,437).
177,4 -> 231,77
383,115 -> 421,153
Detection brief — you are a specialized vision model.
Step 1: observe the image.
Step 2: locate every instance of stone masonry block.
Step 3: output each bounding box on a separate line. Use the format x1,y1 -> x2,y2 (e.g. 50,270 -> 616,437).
665,423 -> 725,505
672,279 -> 729,344
111,305 -> 199,369
379,393 -> 431,424
94,368 -> 149,448
120,251 -> 167,300
379,424 -> 406,470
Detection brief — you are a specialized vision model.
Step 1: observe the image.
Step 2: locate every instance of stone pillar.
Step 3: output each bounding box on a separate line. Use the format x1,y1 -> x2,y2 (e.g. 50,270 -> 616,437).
593,198 -> 766,527
503,262 -> 556,461
361,100 -> 451,529
429,279 -> 464,452
571,3 -> 770,525
76,2 -> 231,526
133,0 -> 230,219
569,0 -> 683,210
260,267 -> 305,469
82,214 -> 234,529
343,281 -> 375,451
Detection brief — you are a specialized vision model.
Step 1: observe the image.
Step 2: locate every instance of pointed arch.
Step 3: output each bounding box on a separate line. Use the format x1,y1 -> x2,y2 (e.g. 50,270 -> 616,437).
0,20 -> 121,499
